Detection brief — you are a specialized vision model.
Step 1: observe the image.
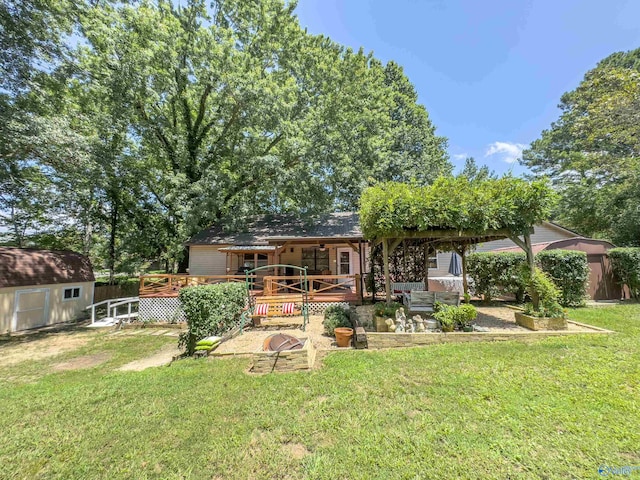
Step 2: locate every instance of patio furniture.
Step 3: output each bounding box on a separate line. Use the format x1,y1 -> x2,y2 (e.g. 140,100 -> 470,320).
391,281 -> 426,295
405,290 -> 461,314
250,294 -> 303,325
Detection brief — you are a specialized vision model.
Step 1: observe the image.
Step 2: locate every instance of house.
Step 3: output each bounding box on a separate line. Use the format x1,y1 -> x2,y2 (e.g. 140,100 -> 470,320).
139,215 -> 593,315
0,247 -> 95,334
186,215 -> 576,286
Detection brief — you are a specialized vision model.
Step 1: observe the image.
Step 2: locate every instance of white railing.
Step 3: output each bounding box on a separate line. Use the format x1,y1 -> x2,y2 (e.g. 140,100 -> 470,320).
86,296 -> 139,324
109,297 -> 139,323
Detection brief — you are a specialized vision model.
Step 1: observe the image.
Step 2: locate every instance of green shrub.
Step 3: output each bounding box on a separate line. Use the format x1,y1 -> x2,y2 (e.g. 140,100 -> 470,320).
468,250 -> 589,306
466,252 -> 527,302
536,250 -> 589,306
433,303 -> 478,331
524,269 -> 565,318
178,283 -> 247,355
609,247 -> 640,300
373,302 -> 404,318
322,305 -> 353,336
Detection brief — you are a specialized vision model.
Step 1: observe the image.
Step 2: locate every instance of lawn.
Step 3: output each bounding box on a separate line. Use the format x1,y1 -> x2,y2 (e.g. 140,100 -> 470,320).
1,305 -> 639,479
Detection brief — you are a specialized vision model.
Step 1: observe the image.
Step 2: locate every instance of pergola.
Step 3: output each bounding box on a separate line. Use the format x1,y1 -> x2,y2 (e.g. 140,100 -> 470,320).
359,177 -> 556,303
377,228 -> 536,302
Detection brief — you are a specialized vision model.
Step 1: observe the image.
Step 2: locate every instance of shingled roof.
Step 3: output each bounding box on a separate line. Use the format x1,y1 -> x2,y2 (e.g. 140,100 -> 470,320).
0,247 -> 95,288
187,212 -> 363,245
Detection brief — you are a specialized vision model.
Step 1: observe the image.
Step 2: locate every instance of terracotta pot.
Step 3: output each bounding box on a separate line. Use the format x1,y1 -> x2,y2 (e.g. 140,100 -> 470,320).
334,327 -> 354,347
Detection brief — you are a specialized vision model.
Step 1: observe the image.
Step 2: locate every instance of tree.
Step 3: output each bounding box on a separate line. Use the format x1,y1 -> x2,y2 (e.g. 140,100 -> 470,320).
522,49 -> 640,245
76,0 -> 450,270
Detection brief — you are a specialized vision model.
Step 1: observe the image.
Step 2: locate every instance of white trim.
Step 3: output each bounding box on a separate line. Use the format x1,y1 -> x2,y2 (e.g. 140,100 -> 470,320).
62,285 -> 82,302
12,288 -> 50,332
336,248 -> 354,275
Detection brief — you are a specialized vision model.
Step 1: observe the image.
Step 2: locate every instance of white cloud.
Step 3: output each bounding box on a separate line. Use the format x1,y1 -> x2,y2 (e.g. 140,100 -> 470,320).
452,153 -> 468,160
485,142 -> 526,164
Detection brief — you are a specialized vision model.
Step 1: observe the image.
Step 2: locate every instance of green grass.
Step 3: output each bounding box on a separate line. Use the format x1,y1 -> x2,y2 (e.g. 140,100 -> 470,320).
1,305 -> 640,479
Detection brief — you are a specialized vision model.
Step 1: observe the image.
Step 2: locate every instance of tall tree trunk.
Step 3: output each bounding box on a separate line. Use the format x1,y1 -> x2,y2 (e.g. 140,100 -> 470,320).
108,198 -> 119,284
459,246 -> 469,301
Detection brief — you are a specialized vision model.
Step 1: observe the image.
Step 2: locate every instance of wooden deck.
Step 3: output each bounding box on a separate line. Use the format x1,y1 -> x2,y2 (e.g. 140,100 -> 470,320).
139,274 -> 361,303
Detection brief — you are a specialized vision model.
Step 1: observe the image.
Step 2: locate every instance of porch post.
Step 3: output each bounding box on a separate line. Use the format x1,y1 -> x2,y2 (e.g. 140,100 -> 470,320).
383,238 -> 391,303
423,243 -> 430,291
358,239 -> 365,303
273,247 -> 279,276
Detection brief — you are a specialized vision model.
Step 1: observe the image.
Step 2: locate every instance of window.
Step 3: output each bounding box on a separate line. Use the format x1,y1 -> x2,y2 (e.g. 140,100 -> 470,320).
242,253 -> 268,270
428,253 -> 438,269
63,287 -> 81,301
301,248 -> 329,272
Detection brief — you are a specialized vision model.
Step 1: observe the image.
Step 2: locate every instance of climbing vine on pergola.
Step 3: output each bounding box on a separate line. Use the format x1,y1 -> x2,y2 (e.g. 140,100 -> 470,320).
359,177 -> 557,302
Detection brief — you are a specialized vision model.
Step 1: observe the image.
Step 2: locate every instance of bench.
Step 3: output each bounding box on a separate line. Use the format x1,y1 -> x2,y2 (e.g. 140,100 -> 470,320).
391,281 -> 425,295
250,295 -> 303,324
405,291 -> 461,314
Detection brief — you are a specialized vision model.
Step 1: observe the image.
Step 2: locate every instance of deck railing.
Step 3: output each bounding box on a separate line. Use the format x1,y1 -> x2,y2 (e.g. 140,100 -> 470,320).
263,274 -> 361,301
139,273 -> 361,301
139,274 -> 258,297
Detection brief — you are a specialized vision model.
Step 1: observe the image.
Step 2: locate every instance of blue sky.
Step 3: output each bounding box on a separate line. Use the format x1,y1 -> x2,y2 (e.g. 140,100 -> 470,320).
294,0 -> 640,175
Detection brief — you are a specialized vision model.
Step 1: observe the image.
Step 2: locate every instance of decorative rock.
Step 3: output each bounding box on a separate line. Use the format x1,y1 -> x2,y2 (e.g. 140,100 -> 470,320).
473,325 -> 490,332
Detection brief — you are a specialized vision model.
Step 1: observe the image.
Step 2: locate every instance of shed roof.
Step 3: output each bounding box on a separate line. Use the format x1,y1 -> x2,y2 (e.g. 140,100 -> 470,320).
0,247 -> 95,289
493,237 -> 616,255
187,212 -> 362,245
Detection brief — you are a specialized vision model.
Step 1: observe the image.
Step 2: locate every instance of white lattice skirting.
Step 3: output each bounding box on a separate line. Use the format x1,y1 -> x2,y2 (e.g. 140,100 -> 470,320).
139,298 -> 349,323
139,298 -> 186,323
307,302 -> 350,315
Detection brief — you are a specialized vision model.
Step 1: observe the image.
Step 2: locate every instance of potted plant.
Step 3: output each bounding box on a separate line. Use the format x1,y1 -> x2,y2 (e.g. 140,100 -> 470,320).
323,305 -> 354,347
515,269 -> 567,330
373,302 -> 404,332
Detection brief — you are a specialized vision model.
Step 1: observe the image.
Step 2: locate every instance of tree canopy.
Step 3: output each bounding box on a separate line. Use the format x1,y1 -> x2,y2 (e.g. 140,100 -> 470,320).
0,0 -> 450,275
522,48 -> 640,246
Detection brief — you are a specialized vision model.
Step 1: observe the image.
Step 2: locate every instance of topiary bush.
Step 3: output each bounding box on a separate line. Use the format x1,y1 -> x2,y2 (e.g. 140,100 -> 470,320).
466,252 -> 527,302
322,305 -> 353,336
609,247 -> 640,300
536,250 -> 589,306
178,283 -> 247,355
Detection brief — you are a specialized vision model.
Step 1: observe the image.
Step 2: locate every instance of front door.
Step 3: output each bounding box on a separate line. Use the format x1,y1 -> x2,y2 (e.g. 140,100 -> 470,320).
336,248 -> 352,275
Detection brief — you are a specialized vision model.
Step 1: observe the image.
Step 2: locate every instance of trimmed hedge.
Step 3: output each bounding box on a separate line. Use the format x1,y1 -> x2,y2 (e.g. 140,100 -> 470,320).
609,248 -> 640,299
178,283 -> 247,355
466,252 -> 527,303
536,250 -> 589,307
467,249 -> 589,306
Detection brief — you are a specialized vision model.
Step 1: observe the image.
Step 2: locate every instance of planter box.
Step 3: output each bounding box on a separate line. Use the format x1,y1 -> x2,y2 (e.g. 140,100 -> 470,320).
514,311 -> 567,331
374,315 -> 391,332
251,338 -> 316,374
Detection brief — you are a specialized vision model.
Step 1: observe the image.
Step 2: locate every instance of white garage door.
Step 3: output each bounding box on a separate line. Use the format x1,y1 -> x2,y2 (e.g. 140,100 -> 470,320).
13,289 -> 50,331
